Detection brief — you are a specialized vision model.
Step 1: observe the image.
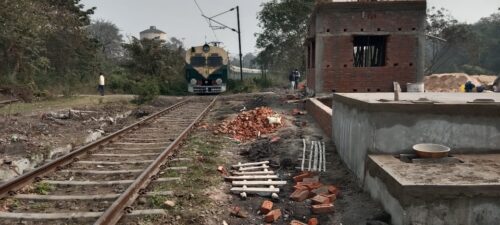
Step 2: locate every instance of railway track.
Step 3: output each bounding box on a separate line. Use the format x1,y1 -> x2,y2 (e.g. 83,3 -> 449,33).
0,97 -> 217,225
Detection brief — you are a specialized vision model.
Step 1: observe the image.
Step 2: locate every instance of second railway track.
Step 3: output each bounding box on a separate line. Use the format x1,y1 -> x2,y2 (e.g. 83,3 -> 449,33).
0,97 -> 217,225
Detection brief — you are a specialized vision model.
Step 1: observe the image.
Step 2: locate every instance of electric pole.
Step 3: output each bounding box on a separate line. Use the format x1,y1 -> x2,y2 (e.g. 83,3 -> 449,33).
202,6 -> 244,81
237,6 -> 243,81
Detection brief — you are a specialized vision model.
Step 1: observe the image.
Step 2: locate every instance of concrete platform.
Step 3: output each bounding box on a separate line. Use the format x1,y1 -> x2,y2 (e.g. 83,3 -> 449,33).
365,154 -> 500,225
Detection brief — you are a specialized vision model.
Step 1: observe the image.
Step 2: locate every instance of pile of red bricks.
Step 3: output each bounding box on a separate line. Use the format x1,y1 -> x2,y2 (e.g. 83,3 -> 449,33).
214,107 -> 283,141
290,171 -> 339,215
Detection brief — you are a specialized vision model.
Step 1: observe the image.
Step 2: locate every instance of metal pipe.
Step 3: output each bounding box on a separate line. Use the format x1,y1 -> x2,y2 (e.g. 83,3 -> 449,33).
308,141 -> 314,171
301,139 -> 306,171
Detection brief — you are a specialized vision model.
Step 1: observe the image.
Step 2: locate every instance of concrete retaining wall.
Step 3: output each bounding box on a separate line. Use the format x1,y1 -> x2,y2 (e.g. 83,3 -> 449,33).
332,94 -> 500,181
306,98 -> 333,137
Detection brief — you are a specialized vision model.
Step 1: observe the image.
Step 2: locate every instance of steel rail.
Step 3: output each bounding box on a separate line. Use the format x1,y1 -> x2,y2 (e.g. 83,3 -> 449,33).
0,99 -> 191,199
94,96 -> 217,225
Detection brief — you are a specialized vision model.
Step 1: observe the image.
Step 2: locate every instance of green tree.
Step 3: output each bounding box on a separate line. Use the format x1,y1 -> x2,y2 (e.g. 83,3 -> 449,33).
255,0 -> 314,74
87,20 -> 124,60
122,37 -> 186,98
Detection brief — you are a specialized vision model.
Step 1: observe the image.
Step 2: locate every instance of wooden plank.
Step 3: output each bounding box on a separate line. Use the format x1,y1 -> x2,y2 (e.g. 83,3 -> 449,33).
92,153 -> 158,157
75,160 -> 153,165
44,177 -> 179,186
225,175 -> 278,180
238,165 -> 269,171
13,191 -> 174,201
232,161 -> 269,168
230,187 -> 280,194
232,180 -> 286,186
231,171 -> 275,175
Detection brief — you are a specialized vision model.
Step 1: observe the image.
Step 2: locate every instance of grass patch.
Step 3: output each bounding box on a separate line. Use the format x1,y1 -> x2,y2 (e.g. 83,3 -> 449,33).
34,182 -> 54,195
143,132 -> 231,224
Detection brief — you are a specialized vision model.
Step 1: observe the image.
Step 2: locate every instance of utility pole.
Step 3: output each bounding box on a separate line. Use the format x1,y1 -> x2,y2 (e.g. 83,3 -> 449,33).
202,6 -> 244,81
237,6 -> 243,81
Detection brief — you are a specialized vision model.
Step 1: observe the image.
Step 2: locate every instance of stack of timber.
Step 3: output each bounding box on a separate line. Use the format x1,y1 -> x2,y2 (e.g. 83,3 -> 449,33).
226,161 -> 286,198
298,139 -> 327,172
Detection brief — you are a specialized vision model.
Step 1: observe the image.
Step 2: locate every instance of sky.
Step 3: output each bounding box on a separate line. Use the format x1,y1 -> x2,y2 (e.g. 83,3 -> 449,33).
81,0 -> 500,56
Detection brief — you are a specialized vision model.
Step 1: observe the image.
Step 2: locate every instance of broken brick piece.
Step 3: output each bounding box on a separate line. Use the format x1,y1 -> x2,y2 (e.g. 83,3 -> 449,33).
260,200 -> 273,214
297,182 -> 322,191
293,172 -> 314,182
320,193 -> 337,202
327,185 -> 339,195
290,189 -> 310,202
217,166 -> 228,176
308,218 -> 319,225
290,219 -> 307,225
311,203 -> 334,214
311,186 -> 330,196
302,176 -> 319,183
294,184 -> 309,191
311,194 -> 330,205
264,209 -> 282,223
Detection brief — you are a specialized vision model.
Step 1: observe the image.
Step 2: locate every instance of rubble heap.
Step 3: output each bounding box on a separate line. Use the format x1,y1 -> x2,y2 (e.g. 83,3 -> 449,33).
215,107 -> 283,142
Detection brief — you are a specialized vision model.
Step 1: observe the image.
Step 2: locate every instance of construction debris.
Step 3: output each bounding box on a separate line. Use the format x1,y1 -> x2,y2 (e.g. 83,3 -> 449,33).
227,161 -> 286,197
300,140 -> 326,172
214,107 -> 283,141
290,171 -> 339,215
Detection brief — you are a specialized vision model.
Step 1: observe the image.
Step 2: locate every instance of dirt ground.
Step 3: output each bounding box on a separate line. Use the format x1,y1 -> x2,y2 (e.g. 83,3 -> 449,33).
143,92 -> 389,225
0,95 -> 181,180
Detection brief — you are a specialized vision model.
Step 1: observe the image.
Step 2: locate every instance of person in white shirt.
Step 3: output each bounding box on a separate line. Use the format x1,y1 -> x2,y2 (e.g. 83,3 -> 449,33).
98,73 -> 105,96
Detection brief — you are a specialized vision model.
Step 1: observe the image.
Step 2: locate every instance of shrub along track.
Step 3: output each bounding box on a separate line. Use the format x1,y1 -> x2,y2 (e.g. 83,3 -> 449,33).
0,97 -> 217,225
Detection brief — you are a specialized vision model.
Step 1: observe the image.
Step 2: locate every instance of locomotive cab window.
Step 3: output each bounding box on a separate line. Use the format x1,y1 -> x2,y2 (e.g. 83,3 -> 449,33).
353,35 -> 387,67
190,56 -> 206,67
207,56 -> 223,67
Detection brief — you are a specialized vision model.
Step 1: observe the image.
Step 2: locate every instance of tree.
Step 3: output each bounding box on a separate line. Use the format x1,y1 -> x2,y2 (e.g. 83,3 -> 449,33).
255,0 -> 314,74
87,20 -> 124,60
122,37 -> 186,96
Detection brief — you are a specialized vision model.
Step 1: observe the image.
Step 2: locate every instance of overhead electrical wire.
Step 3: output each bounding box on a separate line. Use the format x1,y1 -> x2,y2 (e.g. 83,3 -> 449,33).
193,0 -> 219,42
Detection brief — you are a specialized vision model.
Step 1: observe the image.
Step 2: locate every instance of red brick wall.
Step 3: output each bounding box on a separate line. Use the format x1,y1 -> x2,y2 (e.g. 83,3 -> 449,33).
307,1 -> 426,93
307,68 -> 316,91
306,98 -> 332,138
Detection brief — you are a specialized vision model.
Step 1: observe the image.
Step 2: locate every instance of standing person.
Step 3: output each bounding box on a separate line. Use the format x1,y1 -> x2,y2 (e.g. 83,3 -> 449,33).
288,70 -> 295,90
293,69 -> 301,89
98,73 -> 105,96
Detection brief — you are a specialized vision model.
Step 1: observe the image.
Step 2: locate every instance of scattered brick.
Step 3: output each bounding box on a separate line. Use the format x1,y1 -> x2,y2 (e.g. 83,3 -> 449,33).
260,200 -> 273,214
311,203 -> 334,214
328,185 -> 339,195
217,166 -> 228,176
215,107 -> 283,142
290,219 -> 307,225
293,172 -> 314,182
270,136 -> 281,143
296,181 -> 322,191
264,209 -> 282,223
302,176 -> 319,183
290,189 -> 310,202
311,186 -> 330,196
294,184 -> 309,191
308,218 -> 319,225
311,194 -> 330,205
320,193 -> 337,202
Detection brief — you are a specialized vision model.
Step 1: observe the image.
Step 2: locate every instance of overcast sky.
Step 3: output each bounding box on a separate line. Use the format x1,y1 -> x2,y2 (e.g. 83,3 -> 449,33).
81,0 -> 500,56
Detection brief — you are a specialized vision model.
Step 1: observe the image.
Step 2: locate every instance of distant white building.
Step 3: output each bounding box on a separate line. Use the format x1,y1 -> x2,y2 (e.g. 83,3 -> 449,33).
140,26 -> 167,41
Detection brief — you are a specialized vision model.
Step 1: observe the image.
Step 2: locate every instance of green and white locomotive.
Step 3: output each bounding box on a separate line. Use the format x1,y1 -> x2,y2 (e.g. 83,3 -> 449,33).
185,43 -> 228,94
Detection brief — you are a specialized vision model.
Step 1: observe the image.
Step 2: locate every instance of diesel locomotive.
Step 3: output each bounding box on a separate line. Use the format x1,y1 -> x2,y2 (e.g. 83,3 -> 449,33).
185,43 -> 229,94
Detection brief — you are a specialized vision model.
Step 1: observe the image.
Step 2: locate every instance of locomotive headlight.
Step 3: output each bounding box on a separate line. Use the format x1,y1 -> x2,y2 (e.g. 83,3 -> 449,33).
190,78 -> 197,85
216,78 -> 223,85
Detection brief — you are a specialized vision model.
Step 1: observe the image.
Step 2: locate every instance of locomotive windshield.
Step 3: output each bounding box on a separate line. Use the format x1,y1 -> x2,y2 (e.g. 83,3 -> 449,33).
207,56 -> 223,67
190,56 -> 206,67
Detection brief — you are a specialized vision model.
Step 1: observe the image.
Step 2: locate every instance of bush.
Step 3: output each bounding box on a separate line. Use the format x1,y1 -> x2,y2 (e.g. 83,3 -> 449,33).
132,79 -> 160,104
227,79 -> 258,93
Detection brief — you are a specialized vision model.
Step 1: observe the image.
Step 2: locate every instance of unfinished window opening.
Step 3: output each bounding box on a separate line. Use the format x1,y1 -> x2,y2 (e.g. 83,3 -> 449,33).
353,36 -> 387,67
311,41 -> 316,68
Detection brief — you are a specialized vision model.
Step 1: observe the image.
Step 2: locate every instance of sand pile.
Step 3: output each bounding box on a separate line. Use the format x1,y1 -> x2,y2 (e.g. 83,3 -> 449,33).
424,73 -> 497,92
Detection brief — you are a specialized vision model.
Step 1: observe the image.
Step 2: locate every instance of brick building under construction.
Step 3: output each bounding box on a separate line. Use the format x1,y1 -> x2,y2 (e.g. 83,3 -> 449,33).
306,0 -> 427,94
